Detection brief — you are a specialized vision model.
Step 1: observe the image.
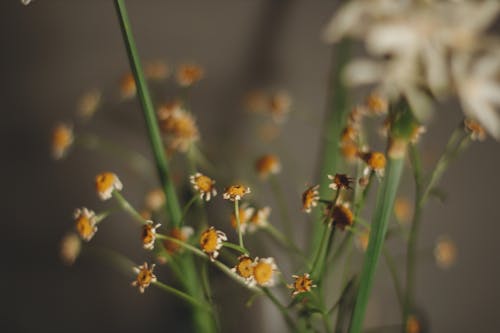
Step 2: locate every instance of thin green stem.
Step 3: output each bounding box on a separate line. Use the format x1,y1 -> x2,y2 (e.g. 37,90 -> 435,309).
222,242 -> 249,255
263,224 -> 306,263
180,195 -> 198,226
114,0 -> 182,226
349,156 -> 405,333
234,200 -> 245,249
153,281 -> 212,312
262,288 -> 297,332
113,190 -> 147,225
311,39 -> 351,259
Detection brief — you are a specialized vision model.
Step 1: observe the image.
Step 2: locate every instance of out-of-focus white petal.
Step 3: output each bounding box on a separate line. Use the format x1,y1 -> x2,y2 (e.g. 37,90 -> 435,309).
366,23 -> 418,56
343,59 -> 383,86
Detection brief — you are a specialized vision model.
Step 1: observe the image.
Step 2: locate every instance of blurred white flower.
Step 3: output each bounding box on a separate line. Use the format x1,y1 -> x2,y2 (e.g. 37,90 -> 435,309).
452,49 -> 500,139
21,0 -> 34,5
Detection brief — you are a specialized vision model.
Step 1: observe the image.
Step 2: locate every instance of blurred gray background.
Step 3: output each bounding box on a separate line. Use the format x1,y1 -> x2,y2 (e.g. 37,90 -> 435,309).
1,0 -> 499,332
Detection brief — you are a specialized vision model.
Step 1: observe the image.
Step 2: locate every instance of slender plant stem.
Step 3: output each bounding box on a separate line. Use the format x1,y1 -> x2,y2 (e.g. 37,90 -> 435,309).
269,175 -> 293,240
310,39 -> 351,259
153,281 -> 212,312
113,0 -> 182,226
263,224 -> 306,262
234,200 -> 245,248
113,190 -> 147,225
262,287 -> 297,332
222,241 -> 249,255
180,195 -> 198,226
349,156 -> 405,333
113,2 -> 213,332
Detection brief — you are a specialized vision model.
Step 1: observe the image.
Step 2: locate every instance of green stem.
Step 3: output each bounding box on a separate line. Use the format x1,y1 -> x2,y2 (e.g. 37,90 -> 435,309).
153,281 -> 212,312
310,39 -> 351,259
113,0 -> 182,226
234,200 -> 245,248
262,288 -> 297,332
180,195 -> 198,226
263,224 -> 306,262
383,248 -> 404,310
113,190 -> 147,224
113,2 -> 213,332
349,156 -> 405,333
222,242 -> 249,255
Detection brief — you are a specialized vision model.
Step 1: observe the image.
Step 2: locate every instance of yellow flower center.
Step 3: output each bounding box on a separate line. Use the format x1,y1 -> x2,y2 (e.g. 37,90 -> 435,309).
293,275 -> 313,294
225,185 -> 249,199
253,261 -> 273,285
76,215 -> 94,240
142,224 -> 156,246
364,152 -> 386,170
195,174 -> 214,193
235,257 -> 254,279
53,125 -> 72,151
200,228 -> 219,253
255,155 -> 280,177
136,268 -> 154,286
366,94 -> 387,114
96,173 -> 116,194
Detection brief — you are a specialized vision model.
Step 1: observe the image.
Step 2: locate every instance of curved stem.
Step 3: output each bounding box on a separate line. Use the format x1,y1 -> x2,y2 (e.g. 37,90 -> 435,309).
113,190 -> 147,225
234,200 -> 245,248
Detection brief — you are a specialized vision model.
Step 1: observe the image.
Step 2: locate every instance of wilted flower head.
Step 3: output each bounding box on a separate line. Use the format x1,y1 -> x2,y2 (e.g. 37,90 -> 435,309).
132,262 -> 157,293
252,257 -> 278,287
434,236 -> 457,269
230,204 -> 255,234
51,123 -> 74,160
464,118 -> 487,141
248,206 -> 271,233
288,273 -> 316,297
141,220 -> 161,251
326,202 -> 354,230
74,207 -> 98,241
120,72 -> 136,99
60,233 -> 81,265
144,188 -> 166,211
95,172 -> 123,201
158,103 -> 200,153
269,91 -> 292,123
145,60 -> 169,80
200,227 -> 227,261
223,185 -> 251,201
255,154 -> 282,179
190,173 -> 217,201
176,63 -> 204,87
302,185 -> 320,213
163,226 -> 194,254
77,89 -> 101,120
328,173 -> 354,191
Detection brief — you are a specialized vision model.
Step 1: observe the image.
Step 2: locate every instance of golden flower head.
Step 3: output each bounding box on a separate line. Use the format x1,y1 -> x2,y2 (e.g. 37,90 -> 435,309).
341,126 -> 358,142
176,63 -> 204,87
355,229 -> 370,252
341,140 -> 359,162
302,185 -> 320,213
365,92 -> 388,115
159,105 -> 200,153
406,315 -> 421,333
360,151 -> 386,177
120,72 -> 136,99
141,220 -> 162,251
77,89 -> 101,120
51,123 -> 74,160
231,255 -> 256,286
223,184 -> 251,201
288,273 -> 316,297
95,172 -> 123,201
248,206 -> 271,233
328,173 -> 354,191
464,118 -> 487,141
145,60 -> 169,80
200,226 -> 227,261
60,233 -> 81,266
144,188 -> 166,211
230,204 -> 255,234
190,173 -> 217,201
163,226 -> 194,254
327,202 -> 354,230
74,207 -> 98,241
269,91 -> 292,123
394,197 -> 413,225
255,154 -> 282,179
132,262 -> 157,293
434,236 -> 457,269
252,257 -> 278,287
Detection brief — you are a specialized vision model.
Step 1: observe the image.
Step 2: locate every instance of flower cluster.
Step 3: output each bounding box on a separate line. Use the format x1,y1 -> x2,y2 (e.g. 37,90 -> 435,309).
232,255 -> 279,287
158,101 -> 200,153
